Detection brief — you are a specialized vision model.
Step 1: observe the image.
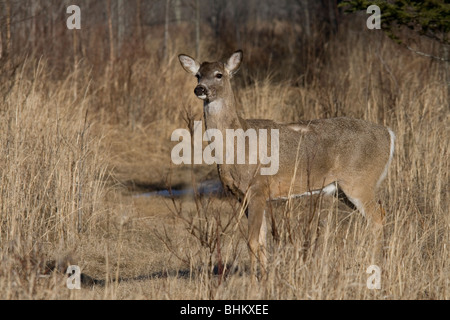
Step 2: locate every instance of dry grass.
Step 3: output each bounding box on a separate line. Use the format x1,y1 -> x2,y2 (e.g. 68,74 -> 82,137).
0,20 -> 448,300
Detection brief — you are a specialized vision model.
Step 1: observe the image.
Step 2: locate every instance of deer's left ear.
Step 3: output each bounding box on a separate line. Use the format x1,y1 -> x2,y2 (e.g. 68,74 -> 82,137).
225,50 -> 243,78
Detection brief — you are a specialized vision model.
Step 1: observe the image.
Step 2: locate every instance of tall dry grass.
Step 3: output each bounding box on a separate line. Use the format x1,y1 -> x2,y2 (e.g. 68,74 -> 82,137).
0,59 -> 110,298
0,18 -> 448,299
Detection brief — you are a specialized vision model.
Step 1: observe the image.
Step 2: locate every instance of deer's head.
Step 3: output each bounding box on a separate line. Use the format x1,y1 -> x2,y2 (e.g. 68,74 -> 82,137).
178,50 -> 243,103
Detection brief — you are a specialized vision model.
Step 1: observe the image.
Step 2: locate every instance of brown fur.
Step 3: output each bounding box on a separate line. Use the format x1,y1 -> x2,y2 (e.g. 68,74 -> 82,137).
179,51 -> 394,278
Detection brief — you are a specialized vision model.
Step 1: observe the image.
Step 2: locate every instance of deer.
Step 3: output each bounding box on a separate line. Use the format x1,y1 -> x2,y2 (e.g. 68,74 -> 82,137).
178,50 -> 395,279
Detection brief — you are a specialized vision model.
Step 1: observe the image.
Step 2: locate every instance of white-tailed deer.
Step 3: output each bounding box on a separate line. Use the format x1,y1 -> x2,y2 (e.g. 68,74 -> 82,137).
178,50 -> 395,278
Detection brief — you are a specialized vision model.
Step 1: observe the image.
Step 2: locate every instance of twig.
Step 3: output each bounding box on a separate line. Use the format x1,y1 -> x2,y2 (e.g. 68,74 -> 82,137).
405,45 -> 449,62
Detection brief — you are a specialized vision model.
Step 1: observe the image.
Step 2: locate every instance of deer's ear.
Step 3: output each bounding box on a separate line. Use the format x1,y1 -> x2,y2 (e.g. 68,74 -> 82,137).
225,50 -> 243,78
178,54 -> 200,76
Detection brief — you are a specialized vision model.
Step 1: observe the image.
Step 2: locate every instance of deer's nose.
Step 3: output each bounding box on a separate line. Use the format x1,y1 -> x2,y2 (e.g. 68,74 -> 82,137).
194,85 -> 207,98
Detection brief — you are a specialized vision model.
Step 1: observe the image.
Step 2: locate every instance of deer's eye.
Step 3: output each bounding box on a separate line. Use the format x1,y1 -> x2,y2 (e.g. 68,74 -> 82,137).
216,73 -> 223,79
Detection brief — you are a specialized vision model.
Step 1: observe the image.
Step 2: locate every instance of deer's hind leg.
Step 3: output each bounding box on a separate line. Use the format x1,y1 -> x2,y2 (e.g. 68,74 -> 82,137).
338,182 -> 385,262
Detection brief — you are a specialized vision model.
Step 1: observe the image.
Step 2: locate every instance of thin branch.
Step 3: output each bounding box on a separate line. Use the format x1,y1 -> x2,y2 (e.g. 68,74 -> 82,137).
405,45 -> 449,62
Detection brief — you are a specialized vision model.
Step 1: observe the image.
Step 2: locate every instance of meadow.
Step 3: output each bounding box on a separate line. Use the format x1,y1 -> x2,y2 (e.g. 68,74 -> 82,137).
0,15 -> 448,299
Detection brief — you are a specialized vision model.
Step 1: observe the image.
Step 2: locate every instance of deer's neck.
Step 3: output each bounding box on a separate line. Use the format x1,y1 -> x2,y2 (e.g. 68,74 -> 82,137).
203,95 -> 245,132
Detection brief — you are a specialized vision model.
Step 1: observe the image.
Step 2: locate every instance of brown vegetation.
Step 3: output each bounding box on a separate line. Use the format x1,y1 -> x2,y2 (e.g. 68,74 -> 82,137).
0,2 -> 448,299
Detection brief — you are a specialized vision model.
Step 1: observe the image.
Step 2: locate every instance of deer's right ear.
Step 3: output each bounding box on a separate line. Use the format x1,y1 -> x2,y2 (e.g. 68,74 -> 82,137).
178,54 -> 200,76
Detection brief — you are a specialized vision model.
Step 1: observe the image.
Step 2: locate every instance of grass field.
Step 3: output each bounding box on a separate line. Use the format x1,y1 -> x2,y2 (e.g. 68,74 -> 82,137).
0,18 -> 448,300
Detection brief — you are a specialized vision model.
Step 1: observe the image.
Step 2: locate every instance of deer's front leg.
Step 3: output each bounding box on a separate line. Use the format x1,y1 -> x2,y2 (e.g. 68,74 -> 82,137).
247,192 -> 268,280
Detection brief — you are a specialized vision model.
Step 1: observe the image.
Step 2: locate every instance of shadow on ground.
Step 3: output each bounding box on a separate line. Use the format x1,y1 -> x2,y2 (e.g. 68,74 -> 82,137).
79,264 -> 247,288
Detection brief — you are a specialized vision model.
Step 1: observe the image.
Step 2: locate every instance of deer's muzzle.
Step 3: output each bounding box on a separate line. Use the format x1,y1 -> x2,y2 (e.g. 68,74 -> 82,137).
194,85 -> 207,100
